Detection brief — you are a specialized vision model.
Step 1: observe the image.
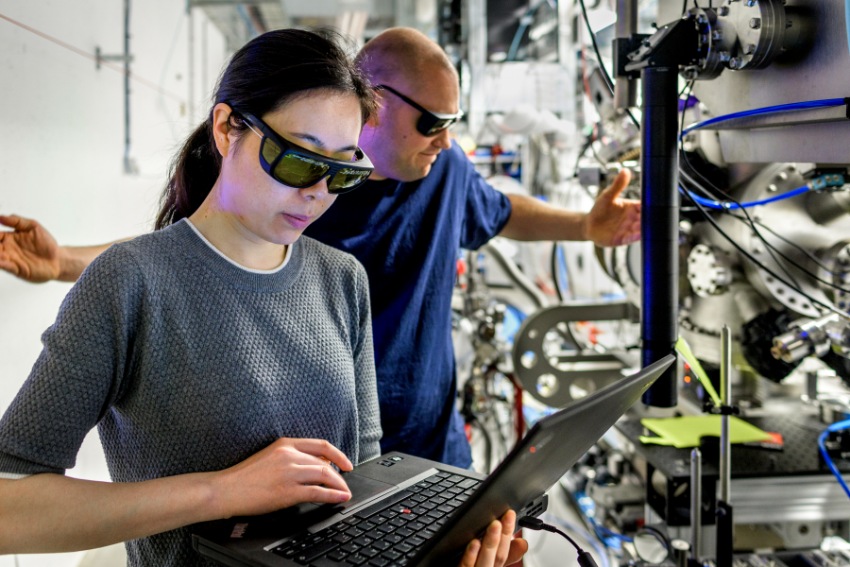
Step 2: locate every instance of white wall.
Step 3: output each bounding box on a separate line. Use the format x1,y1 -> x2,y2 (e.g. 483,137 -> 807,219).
0,2 -> 228,565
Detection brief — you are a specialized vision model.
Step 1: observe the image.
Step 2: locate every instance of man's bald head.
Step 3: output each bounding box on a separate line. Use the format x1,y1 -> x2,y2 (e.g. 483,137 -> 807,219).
356,27 -> 457,87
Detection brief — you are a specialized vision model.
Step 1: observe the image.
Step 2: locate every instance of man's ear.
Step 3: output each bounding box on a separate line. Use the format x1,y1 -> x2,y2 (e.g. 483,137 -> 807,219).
211,102 -> 235,157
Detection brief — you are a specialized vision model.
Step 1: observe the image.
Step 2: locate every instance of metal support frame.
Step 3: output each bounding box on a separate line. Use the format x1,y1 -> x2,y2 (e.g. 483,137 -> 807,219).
95,0 -> 136,174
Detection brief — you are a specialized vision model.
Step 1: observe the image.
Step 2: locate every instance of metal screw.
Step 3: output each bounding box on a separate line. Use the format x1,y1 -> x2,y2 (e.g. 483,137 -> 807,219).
749,17 -> 761,29
719,50 -> 731,62
746,0 -> 757,7
767,183 -> 778,192
744,43 -> 756,54
719,6 -> 730,16
712,30 -> 722,40
729,56 -> 742,69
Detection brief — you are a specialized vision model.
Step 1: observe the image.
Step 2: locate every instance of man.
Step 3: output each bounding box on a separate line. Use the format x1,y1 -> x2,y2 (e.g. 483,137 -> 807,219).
0,28 -> 640,469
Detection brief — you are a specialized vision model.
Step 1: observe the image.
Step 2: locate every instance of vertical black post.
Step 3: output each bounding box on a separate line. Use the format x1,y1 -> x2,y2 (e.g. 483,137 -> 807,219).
640,66 -> 680,407
716,501 -> 734,567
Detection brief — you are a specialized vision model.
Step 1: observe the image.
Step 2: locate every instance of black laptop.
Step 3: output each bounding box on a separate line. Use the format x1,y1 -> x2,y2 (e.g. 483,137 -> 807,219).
191,354 -> 676,567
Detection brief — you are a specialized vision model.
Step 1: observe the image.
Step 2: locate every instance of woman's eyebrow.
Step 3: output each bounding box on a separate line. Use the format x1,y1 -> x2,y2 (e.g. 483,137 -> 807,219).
290,131 -> 359,154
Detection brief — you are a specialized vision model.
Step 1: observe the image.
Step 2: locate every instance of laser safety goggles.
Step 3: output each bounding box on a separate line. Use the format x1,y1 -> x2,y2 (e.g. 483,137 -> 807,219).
376,84 -> 464,137
236,110 -> 374,194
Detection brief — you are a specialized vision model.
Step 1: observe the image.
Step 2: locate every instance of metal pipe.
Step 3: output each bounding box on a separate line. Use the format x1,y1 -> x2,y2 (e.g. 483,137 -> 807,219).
187,0 -> 195,125
640,65 -> 680,407
614,0 -> 637,110
691,447 -> 702,561
122,0 -> 133,174
720,325 -> 732,503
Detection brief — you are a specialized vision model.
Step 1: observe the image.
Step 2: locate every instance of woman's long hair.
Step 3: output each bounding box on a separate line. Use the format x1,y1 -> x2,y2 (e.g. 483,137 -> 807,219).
155,29 -> 376,229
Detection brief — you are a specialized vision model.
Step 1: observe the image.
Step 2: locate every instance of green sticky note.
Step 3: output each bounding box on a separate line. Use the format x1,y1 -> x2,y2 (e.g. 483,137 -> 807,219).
639,415 -> 774,448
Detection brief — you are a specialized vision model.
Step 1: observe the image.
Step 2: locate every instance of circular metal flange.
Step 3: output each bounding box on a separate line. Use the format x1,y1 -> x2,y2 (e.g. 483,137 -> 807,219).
715,0 -> 793,70
511,303 -> 635,407
682,7 -> 725,80
688,243 -> 733,297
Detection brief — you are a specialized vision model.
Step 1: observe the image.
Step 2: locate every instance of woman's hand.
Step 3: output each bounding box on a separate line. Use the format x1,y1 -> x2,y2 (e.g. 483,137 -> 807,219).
210,437 -> 354,519
459,509 -> 529,567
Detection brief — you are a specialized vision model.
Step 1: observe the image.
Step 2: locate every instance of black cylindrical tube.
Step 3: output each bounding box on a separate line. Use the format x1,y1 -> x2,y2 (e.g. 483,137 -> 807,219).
640,66 -> 680,407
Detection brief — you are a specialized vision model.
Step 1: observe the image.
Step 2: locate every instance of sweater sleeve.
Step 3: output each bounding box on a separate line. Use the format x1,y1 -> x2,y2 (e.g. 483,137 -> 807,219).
0,245 -> 143,475
351,259 -> 382,463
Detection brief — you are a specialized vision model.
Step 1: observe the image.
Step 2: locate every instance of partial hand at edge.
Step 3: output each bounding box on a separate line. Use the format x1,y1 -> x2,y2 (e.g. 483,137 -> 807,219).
458,509 -> 529,567
584,169 -> 642,247
0,214 -> 63,283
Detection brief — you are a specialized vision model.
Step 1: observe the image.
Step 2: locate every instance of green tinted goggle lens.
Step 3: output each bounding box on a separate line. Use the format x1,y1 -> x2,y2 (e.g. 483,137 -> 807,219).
240,110 -> 373,194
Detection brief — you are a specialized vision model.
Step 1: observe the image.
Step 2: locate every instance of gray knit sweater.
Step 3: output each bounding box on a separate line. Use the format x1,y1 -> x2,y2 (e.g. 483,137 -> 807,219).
0,220 -> 382,566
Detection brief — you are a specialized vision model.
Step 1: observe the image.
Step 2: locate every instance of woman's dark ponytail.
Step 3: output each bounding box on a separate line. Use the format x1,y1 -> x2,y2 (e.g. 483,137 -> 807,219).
155,121 -> 219,230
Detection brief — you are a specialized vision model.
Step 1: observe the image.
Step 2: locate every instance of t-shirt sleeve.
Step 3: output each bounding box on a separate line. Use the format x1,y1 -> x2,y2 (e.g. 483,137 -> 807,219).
456,147 -> 513,250
350,260 -> 382,463
0,246 -> 143,476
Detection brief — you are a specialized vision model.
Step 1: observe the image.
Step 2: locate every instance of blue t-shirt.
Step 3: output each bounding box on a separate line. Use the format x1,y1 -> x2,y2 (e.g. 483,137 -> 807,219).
305,142 -> 512,467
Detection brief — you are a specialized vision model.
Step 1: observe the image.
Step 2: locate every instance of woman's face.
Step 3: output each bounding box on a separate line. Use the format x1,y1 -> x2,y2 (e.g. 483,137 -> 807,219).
214,92 -> 363,246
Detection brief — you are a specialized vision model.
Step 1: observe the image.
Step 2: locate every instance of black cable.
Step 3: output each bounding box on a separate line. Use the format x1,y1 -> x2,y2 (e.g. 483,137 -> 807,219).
679,187 -> 846,317
551,242 -> 567,302
576,0 -> 614,94
678,83 -> 814,291
575,0 -> 640,129
518,516 -> 599,567
680,155 -> 804,289
725,212 -> 850,294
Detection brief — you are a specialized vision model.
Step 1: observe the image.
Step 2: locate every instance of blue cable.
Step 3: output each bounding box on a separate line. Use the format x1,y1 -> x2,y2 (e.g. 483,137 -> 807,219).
681,97 -> 847,138
506,1 -> 554,61
575,491 -> 632,548
679,184 -> 810,210
818,419 -> 850,500
507,18 -> 533,61
679,173 -> 846,210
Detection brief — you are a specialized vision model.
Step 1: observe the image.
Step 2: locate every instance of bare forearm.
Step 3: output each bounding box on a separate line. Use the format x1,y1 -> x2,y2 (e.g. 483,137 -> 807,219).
0,472 -> 218,553
59,239 -> 133,282
498,194 -> 588,242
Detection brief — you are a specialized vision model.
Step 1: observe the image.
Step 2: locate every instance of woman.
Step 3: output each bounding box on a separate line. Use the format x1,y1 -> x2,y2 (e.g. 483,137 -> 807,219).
0,29 -> 525,567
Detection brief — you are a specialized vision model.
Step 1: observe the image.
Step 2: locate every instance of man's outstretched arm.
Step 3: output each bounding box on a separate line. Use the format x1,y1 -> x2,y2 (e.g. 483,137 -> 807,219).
498,169 -> 641,247
0,214 -> 130,283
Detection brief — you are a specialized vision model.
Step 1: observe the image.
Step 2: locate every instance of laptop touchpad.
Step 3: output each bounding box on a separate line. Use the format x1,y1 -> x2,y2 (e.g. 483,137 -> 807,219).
338,472 -> 396,510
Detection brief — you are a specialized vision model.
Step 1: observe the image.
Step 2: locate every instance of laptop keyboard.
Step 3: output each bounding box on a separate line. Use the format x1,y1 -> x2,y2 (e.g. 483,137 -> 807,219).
270,470 -> 482,566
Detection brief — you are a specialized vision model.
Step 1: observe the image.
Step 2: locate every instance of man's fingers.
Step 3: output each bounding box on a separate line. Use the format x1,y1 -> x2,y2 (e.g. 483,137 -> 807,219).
600,169 -> 632,201
0,215 -> 31,231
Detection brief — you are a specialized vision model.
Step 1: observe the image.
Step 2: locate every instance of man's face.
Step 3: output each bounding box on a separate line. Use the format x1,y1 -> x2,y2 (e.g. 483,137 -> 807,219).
359,68 -> 460,182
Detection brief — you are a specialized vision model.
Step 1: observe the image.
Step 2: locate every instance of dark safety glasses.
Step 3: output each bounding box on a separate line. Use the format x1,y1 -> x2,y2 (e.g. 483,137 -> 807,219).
235,110 -> 374,194
377,84 -> 464,137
